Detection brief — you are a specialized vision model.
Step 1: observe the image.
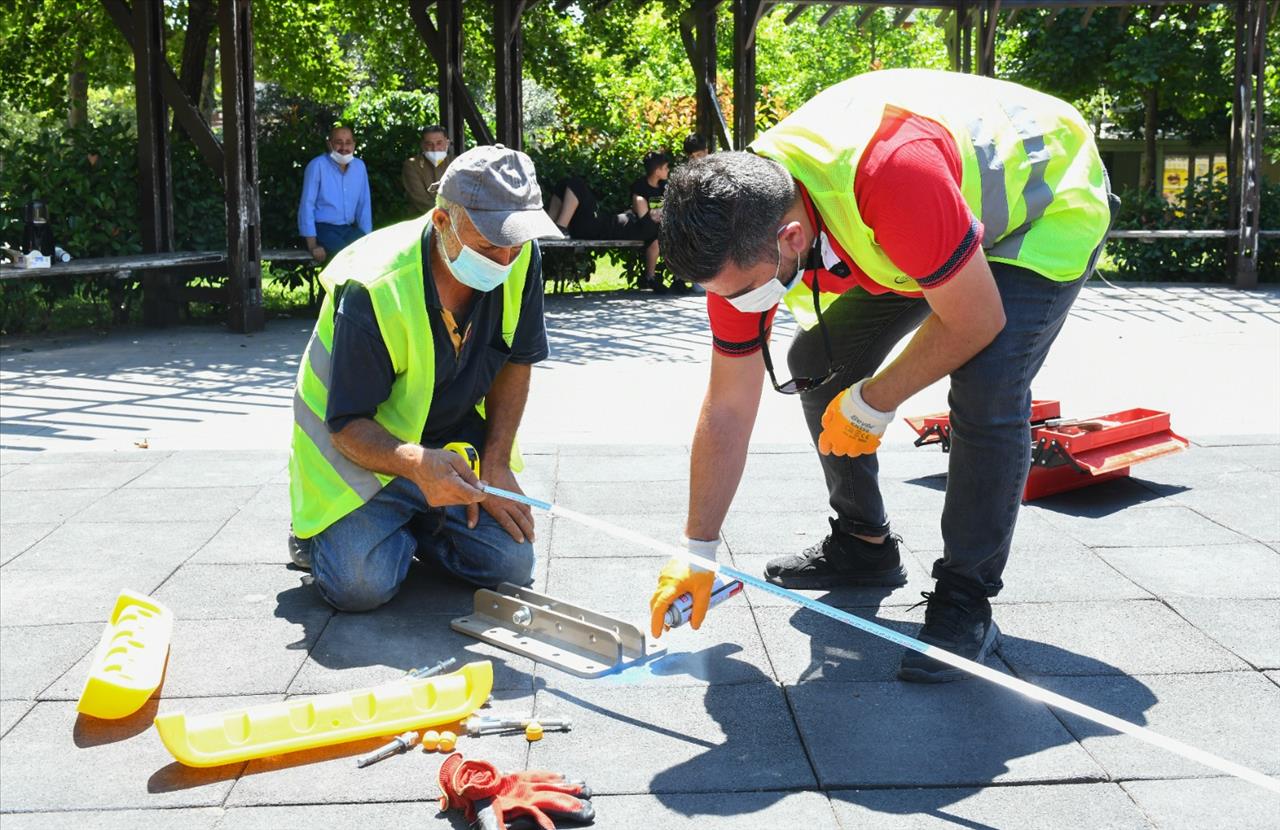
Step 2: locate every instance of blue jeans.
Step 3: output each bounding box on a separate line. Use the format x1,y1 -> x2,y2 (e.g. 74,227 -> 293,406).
788,263 -> 1087,598
310,476 -> 536,612
313,222 -> 365,257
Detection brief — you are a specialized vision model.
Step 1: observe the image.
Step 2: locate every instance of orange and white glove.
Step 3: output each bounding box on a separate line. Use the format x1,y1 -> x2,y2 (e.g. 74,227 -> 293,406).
818,379 -> 895,458
648,538 -> 719,639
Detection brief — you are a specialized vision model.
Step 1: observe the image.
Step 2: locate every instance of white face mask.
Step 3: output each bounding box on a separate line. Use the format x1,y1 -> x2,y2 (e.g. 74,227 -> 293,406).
727,235 -> 803,313
329,150 -> 355,165
423,150 -> 448,165
444,223 -> 515,292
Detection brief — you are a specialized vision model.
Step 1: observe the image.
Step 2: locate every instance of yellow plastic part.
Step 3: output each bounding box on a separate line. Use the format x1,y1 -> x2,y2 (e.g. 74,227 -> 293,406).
525,721 -> 543,742
443,442 -> 480,478
155,660 -> 492,768
422,729 -> 441,751
77,590 -> 173,720
437,730 -> 457,752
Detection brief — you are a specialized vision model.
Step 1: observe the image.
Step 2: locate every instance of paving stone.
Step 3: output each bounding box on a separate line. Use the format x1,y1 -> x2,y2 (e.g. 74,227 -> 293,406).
219,804 -> 437,829
289,611 -> 535,694
0,698 -> 251,810
0,521 -> 57,565
125,450 -> 287,489
1,623 -> 100,699
996,600 -> 1249,676
754,606 -> 959,684
0,809 -> 224,830
1,459 -> 158,490
528,682 -> 815,795
739,449 -> 830,481
0,566 -> 178,626
555,481 -> 688,514
70,486 -> 257,525
1163,471 -> 1280,542
591,791 -> 841,828
1037,505 -> 1248,548
549,511 -> 686,558
1163,597 -> 1280,669
1098,543 -> 1280,599
543,554 -> 671,621
0,488 -> 110,524
732,550 -> 934,609
187,514 -> 291,564
42,617 -> 319,700
994,544 -> 1152,604
787,680 -> 1104,788
829,782 -> 1152,828
888,506 -> 1080,559
233,482 -> 289,521
557,452 -> 686,482
1121,778 -> 1280,830
1,698 -> 34,737
6,521 -> 221,572
721,510 -> 837,558
151,563 -> 331,621
1035,672 -> 1280,779
21,450 -> 174,465
879,475 -> 950,512
731,474 -> 831,512
1028,476 -> 1176,516
1268,671 -> 1280,688
224,708 -> 527,807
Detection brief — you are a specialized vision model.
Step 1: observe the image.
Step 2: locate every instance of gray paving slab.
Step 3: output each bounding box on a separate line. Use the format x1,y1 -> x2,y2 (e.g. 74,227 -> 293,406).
1,698 -> 34,737
187,514 -> 291,564
233,482 -> 289,521
0,565 -> 178,626
41,617 -> 319,700
218,803 -> 438,829
1161,471 -> 1280,542
741,447 -> 844,481
547,607 -> 777,691
1121,778 -> 1280,830
1,623 -> 100,699
995,599 -> 1251,676
0,521 -> 57,565
994,543 -> 1153,604
732,550 -> 935,609
0,809 -> 224,830
721,510 -> 838,558
70,485 -> 257,525
878,475 -> 950,512
1268,671 -> 1280,688
224,711 -> 527,808
556,451 -> 687,482
289,611 -> 535,694
890,506 -> 1077,559
730,474 -> 832,512
5,520 -> 222,571
151,563 -> 331,621
591,790 -> 841,828
542,554 -> 671,622
549,511 -> 686,558
788,679 -> 1104,788
754,606 -> 965,684
1036,505 -> 1248,548
1035,672 -> 1280,779
528,682 -> 815,795
1162,598 -> 1280,669
0,487 -> 110,524
1098,543 -> 1280,599
124,450 -> 287,489
0,697 -> 252,811
0,459 -> 159,490
555,480 -> 690,514
828,782 -> 1153,829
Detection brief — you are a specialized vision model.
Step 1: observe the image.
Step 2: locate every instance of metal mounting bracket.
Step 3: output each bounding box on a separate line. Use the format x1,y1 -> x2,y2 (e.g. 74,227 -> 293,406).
451,583 -> 664,678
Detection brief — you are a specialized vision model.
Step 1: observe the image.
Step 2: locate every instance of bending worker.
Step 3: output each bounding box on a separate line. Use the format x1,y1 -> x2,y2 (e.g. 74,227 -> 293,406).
649,69 -> 1116,682
288,145 -> 561,612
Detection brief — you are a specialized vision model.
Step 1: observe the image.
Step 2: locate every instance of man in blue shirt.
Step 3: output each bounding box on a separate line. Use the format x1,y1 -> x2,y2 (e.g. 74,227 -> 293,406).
298,126 -> 373,263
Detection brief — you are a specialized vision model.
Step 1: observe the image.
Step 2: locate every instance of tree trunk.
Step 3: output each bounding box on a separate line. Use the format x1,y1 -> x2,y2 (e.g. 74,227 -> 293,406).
1139,84 -> 1159,196
68,50 -> 88,129
175,0 -> 218,131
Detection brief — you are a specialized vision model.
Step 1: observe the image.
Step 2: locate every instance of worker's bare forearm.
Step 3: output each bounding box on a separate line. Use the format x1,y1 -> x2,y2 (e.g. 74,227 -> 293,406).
330,417 -> 425,480
686,400 -> 754,543
481,362 -> 531,469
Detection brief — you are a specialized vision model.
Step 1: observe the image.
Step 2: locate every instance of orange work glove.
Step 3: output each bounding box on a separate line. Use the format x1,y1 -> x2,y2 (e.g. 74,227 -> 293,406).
818,379 -> 895,458
649,538 -> 719,639
438,752 -> 593,830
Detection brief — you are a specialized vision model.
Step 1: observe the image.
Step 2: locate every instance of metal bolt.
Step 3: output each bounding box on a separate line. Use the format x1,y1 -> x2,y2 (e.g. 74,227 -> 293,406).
511,605 -> 533,627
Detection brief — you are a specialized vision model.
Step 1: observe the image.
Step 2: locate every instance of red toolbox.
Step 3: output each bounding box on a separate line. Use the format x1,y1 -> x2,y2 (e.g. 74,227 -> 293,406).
904,401 -> 1188,501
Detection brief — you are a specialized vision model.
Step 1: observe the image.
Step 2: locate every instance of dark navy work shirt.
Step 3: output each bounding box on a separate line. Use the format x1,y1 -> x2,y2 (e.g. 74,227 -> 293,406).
324,227 -> 548,449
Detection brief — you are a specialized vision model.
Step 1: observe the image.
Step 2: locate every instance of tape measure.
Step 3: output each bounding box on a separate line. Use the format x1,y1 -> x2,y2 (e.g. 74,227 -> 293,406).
443,442 -> 481,477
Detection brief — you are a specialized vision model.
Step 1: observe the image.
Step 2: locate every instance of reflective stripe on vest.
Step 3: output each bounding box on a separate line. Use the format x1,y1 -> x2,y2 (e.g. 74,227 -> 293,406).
289,211 -> 533,538
752,69 -> 1111,329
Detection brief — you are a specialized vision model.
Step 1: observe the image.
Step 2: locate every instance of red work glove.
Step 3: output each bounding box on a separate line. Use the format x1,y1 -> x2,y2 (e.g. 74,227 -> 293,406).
438,752 -> 595,830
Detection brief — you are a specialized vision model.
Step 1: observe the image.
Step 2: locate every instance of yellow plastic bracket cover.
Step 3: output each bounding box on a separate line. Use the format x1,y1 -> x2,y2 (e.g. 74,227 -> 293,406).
154,660 -> 493,768
77,589 -> 174,720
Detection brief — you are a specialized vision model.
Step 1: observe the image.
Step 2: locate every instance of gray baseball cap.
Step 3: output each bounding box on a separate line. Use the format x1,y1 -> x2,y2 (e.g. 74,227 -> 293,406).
434,144 -> 562,245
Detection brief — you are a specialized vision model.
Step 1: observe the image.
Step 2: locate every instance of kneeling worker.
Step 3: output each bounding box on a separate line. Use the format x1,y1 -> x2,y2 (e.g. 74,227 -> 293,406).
288,145 -> 562,612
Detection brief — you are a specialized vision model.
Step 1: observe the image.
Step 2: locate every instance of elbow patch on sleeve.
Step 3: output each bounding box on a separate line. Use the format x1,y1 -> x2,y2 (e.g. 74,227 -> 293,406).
917,217 -> 983,289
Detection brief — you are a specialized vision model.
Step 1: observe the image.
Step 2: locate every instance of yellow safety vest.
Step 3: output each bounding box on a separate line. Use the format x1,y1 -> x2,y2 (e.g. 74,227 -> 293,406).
750,68 -> 1112,329
288,210 -> 532,538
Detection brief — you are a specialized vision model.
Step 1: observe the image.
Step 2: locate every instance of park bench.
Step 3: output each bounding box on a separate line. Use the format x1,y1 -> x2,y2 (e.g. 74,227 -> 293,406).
536,236 -> 647,293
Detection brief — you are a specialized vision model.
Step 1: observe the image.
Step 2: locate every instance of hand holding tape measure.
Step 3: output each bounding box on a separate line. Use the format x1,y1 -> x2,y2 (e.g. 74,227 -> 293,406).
443,442 -> 535,543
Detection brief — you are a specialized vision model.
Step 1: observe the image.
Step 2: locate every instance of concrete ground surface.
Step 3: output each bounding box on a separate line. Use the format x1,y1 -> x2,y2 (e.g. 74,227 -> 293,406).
1,282 -> 1278,827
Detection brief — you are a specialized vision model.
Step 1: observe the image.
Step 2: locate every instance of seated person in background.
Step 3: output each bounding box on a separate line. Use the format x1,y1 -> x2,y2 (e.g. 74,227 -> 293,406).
683,133 -> 709,160
630,151 -> 686,293
403,125 -> 454,214
298,125 -> 372,264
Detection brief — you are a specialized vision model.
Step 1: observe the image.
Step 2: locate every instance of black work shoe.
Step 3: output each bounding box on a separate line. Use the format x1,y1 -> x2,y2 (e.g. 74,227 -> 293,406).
763,518 -> 908,589
287,532 -> 312,571
897,585 -> 1000,683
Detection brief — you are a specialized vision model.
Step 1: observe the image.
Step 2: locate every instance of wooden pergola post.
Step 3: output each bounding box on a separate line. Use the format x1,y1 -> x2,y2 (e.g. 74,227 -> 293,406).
221,0 -> 264,333
494,0 -> 527,150
732,0 -> 766,149
409,0 -> 495,148
1230,0 -> 1266,288
681,0 -> 731,152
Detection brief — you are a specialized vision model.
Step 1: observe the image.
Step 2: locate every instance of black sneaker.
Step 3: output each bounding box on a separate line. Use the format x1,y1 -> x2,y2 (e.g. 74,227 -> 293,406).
763,518 -> 908,589
897,585 -> 1000,683
287,532 -> 312,571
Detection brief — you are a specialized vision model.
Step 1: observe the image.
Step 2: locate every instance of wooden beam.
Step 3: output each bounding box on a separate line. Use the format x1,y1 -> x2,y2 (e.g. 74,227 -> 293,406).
818,5 -> 843,25
409,0 -> 494,147
220,0 -> 263,333
892,7 -> 913,25
1078,6 -> 1095,27
783,3 -> 808,24
733,0 -> 762,148
856,5 -> 878,27
494,0 -> 527,149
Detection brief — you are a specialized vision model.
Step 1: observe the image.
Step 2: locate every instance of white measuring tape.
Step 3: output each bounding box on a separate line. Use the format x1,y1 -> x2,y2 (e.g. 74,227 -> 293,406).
483,484 -> 1280,795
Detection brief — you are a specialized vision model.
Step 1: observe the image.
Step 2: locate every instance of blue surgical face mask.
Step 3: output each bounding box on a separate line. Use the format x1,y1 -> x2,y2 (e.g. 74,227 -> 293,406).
443,222 -> 515,292
727,229 -> 804,313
